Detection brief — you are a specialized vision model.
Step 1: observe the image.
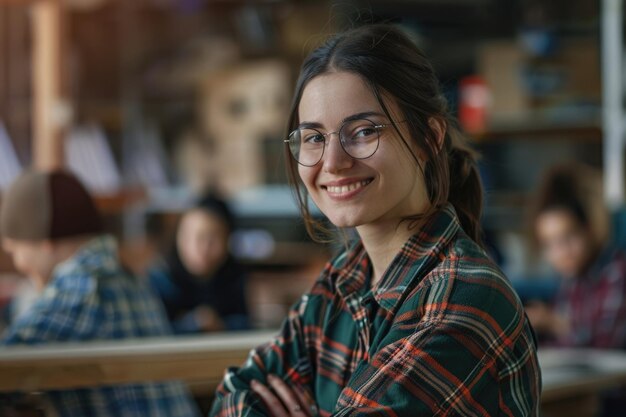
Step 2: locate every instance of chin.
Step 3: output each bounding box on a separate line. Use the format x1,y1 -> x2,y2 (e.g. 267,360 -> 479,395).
318,203 -> 370,228
327,215 -> 364,229
557,267 -> 579,279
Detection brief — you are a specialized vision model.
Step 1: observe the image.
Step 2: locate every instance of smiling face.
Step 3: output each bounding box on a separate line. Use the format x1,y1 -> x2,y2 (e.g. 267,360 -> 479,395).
296,71 -> 429,231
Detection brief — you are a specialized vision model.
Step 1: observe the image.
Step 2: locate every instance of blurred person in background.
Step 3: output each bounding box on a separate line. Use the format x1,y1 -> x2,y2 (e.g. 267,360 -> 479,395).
209,23 -> 540,417
147,193 -> 249,334
527,163 -> 626,349
0,169 -> 200,417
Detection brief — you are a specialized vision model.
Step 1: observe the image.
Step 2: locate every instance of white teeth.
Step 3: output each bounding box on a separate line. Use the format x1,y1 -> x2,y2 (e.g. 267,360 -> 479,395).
326,179 -> 371,194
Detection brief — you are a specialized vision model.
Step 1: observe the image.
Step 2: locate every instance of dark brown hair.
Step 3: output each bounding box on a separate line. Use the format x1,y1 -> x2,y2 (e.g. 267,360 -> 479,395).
285,24 -> 483,244
528,162 -> 608,248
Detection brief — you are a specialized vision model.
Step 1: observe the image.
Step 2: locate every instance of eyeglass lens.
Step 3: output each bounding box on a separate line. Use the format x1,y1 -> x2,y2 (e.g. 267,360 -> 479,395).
288,119 -> 380,166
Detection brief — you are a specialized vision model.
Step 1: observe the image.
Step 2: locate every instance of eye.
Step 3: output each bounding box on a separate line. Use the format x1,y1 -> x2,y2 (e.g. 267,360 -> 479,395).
355,127 -> 376,138
348,125 -> 378,142
302,132 -> 325,144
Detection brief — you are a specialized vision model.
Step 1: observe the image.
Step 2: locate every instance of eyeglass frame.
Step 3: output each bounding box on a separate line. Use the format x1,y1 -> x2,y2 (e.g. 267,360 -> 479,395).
284,118 -> 407,167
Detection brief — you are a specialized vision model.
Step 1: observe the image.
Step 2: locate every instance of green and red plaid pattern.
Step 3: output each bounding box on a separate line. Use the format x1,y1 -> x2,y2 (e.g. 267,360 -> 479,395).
210,205 -> 541,417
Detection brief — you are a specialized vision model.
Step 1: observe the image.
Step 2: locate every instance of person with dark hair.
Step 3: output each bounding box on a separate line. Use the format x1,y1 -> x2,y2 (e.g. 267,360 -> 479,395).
526,163 -> 626,349
209,24 -> 540,417
147,193 -> 249,334
0,169 -> 200,417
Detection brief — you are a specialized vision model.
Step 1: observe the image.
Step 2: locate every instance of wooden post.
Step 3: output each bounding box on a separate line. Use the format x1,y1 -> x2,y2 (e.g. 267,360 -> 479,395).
31,0 -> 67,170
602,0 -> 625,207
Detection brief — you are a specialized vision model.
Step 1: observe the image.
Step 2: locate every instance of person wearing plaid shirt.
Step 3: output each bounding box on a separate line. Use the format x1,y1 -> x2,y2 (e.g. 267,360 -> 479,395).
553,246 -> 626,348
0,171 -> 200,417
528,163 -> 626,349
209,24 -> 541,417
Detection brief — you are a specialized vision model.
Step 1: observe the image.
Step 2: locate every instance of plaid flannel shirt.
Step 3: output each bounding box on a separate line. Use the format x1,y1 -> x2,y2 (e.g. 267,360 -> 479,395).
554,247 -> 626,349
1,235 -> 200,417
210,205 -> 541,417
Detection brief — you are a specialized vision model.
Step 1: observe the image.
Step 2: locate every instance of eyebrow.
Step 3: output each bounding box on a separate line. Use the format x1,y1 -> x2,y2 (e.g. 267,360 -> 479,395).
298,111 -> 386,130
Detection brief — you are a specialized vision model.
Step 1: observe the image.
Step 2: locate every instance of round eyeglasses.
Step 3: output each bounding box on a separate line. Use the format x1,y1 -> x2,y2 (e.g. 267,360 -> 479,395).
284,119 -> 404,167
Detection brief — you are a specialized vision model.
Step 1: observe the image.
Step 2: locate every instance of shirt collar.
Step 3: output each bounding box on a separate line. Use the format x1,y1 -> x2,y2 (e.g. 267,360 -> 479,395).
52,234 -> 119,280
332,204 -> 461,313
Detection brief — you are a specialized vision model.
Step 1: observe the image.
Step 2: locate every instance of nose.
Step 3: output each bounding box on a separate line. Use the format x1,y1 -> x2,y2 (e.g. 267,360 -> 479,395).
322,133 -> 353,173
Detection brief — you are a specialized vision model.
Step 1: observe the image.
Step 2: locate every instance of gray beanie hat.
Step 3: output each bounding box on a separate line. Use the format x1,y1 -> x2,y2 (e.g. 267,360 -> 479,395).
0,170 -> 103,241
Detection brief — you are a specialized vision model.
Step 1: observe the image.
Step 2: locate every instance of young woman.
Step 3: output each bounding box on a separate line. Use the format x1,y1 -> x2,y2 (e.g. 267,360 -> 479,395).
527,163 -> 626,349
210,24 -> 541,417
148,194 -> 249,333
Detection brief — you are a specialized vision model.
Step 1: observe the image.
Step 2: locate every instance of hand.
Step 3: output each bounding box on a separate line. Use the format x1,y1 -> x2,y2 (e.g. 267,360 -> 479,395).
525,301 -> 553,333
194,306 -> 224,332
250,374 -> 317,417
525,301 -> 569,337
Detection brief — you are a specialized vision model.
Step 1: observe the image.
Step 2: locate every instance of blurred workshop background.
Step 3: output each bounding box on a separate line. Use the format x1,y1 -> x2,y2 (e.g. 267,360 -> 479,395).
0,0 -> 624,330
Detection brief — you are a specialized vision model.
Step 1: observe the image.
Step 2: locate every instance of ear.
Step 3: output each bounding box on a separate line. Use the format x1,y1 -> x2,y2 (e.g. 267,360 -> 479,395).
428,117 -> 446,152
41,240 -> 55,254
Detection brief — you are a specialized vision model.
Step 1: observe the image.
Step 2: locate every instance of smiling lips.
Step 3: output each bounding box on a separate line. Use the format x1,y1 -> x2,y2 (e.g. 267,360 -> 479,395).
323,178 -> 373,198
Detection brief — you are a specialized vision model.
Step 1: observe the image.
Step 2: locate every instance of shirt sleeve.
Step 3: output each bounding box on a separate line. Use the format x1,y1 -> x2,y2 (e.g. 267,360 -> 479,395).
170,309 -> 204,334
209,295 -> 313,417
147,265 -> 181,320
1,287 -> 94,345
592,260 -> 626,349
331,317 -> 539,417
331,261 -> 540,417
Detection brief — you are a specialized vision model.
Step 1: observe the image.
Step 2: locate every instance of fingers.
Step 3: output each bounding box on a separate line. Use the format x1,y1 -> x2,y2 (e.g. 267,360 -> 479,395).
250,375 -> 315,417
267,375 -> 311,416
292,384 -> 318,416
251,379 -> 289,417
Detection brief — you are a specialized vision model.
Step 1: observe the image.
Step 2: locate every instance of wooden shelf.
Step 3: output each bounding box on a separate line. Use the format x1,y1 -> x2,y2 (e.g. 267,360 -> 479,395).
469,116 -> 602,142
242,241 -> 330,269
93,187 -> 147,215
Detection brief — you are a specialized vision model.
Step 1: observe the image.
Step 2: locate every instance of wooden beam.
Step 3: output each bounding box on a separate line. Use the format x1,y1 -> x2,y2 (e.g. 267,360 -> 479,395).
602,0 -> 626,207
0,0 -> 39,6
31,0 -> 66,170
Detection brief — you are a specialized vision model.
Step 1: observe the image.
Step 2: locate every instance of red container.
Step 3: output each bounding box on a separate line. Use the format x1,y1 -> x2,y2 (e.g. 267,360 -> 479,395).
459,75 -> 490,134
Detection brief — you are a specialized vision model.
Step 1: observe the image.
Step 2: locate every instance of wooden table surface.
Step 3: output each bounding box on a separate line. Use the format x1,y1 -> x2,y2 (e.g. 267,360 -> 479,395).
539,348 -> 626,402
1,333 -> 626,415
538,348 -> 626,417
0,330 -> 275,393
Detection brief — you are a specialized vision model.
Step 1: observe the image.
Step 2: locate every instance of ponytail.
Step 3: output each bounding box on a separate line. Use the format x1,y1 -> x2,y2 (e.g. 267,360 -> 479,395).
446,128 -> 483,245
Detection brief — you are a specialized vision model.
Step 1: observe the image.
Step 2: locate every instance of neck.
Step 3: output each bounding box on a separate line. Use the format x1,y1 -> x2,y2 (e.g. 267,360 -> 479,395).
31,274 -> 50,292
357,220 -> 418,286
55,237 -> 93,262
32,236 -> 94,292
49,236 -> 96,279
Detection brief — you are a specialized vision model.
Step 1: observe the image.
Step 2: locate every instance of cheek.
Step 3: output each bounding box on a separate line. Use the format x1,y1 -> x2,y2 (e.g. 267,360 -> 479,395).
569,238 -> 589,261
207,243 -> 227,261
298,165 -> 317,191
545,247 -> 566,267
13,251 -> 35,274
12,254 -> 27,270
544,238 -> 586,274
179,240 -> 199,263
